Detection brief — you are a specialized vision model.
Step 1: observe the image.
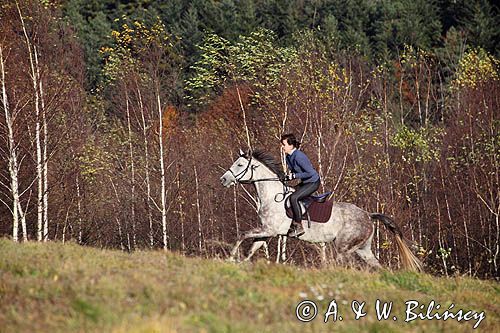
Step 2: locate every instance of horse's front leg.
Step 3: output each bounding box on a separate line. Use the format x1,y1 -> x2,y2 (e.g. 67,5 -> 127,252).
229,238 -> 245,261
243,238 -> 269,262
228,227 -> 274,261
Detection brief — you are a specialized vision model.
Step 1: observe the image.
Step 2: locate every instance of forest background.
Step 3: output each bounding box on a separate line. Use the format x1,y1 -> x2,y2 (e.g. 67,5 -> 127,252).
0,0 -> 499,279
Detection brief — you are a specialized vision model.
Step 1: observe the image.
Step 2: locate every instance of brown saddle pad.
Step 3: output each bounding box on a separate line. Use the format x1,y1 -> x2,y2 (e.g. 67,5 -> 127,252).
286,199 -> 333,223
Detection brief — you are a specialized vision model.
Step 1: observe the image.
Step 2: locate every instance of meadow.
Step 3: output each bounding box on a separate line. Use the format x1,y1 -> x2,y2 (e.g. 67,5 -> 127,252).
0,239 -> 498,332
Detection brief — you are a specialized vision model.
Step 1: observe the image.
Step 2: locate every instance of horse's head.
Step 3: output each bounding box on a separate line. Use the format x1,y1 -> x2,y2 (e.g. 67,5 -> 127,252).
220,149 -> 257,187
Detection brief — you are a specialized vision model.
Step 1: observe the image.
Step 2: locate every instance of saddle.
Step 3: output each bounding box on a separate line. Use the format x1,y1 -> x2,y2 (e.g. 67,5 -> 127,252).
285,191 -> 334,224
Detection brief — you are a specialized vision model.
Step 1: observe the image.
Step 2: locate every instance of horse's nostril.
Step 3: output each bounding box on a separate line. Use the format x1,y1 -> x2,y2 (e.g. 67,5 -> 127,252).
221,176 -> 226,183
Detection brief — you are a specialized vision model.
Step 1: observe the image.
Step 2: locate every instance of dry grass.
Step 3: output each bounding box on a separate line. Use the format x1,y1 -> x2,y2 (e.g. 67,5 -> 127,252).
0,239 -> 498,332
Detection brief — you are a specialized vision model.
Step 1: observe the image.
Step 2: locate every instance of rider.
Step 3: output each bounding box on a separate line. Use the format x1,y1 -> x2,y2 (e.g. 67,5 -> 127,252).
281,134 -> 320,237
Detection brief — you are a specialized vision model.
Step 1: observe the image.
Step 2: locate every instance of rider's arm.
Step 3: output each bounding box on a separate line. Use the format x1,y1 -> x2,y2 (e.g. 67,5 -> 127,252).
292,151 -> 317,180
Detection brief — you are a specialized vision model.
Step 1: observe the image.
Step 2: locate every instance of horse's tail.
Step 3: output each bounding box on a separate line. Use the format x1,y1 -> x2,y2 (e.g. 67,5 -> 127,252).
370,213 -> 423,272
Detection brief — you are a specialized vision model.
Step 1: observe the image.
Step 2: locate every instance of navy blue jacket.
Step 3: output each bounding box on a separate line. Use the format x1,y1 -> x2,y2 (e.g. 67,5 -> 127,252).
285,149 -> 320,183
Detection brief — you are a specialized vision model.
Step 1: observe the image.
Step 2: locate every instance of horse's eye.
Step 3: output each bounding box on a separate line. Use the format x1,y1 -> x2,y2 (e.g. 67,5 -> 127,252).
237,163 -> 243,167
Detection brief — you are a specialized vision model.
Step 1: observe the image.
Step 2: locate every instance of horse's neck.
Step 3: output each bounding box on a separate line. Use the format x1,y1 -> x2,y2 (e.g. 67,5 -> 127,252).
253,167 -> 286,210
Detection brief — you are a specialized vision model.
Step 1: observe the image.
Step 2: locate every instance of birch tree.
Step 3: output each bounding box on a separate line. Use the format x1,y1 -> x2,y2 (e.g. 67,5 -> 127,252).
101,17 -> 183,250
0,46 -> 27,242
13,0 -> 55,241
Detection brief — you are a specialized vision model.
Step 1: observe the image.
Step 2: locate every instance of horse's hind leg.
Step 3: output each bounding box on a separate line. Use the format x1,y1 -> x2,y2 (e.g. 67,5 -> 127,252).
333,237 -> 366,268
355,245 -> 381,270
333,214 -> 375,268
354,233 -> 381,270
336,251 -> 355,267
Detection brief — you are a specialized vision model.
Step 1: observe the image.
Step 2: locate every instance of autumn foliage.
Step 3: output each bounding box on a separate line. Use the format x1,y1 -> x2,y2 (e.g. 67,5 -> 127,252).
1,0 -> 499,279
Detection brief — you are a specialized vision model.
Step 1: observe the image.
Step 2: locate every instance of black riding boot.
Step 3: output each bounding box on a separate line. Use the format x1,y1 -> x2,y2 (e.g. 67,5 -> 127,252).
288,221 -> 305,237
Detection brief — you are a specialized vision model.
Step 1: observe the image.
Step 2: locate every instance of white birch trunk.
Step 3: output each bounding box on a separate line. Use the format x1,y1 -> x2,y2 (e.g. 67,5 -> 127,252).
157,92 -> 168,250
177,169 -> 185,252
125,92 -> 136,249
62,208 -> 70,244
42,98 -> 49,241
17,200 -> 28,242
35,47 -> 49,242
35,76 -> 42,241
277,99 -> 289,263
233,184 -> 239,258
276,235 -> 281,263
317,134 -> 323,191
137,89 -> 154,248
194,166 -> 203,253
76,173 -> 83,244
236,86 -> 251,150
1,46 -> 21,242
17,2 -> 44,242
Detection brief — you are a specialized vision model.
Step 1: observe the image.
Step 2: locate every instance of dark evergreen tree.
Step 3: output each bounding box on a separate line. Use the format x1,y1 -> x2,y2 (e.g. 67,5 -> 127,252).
61,0 -> 499,89
63,0 -> 113,89
369,0 -> 442,61
459,0 -> 500,55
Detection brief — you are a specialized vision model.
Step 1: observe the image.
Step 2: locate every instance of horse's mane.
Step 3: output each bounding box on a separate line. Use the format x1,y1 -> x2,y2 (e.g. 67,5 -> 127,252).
251,150 -> 285,179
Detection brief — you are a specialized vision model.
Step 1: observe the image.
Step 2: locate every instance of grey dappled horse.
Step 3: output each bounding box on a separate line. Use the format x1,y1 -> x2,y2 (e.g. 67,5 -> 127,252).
220,150 -> 422,271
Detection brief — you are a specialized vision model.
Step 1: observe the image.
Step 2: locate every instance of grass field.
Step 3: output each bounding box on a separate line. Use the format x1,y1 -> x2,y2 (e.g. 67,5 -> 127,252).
0,238 -> 498,332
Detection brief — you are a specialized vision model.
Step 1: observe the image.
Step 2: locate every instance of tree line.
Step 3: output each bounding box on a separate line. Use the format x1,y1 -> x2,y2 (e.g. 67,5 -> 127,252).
0,0 -> 499,279
63,0 -> 499,92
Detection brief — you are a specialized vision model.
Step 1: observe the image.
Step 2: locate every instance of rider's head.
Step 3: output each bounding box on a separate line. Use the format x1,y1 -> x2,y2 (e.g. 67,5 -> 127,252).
281,133 -> 300,154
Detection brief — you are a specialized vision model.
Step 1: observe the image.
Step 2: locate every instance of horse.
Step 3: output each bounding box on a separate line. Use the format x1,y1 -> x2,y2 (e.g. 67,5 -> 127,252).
220,149 -> 422,271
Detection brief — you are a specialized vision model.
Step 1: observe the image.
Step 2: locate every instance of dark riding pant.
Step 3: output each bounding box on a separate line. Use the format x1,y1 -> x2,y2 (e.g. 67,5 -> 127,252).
290,180 -> 320,222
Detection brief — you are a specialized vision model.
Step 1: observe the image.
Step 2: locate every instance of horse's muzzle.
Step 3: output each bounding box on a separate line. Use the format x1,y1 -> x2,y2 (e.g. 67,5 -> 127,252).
220,172 -> 235,187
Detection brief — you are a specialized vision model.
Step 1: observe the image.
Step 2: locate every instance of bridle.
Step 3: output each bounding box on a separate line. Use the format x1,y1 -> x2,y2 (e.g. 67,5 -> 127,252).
228,156 -> 254,184
228,156 -> 291,201
229,156 -> 283,184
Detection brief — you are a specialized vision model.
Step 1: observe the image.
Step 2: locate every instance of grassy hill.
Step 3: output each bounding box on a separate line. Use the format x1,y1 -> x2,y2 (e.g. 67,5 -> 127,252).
0,239 -> 498,332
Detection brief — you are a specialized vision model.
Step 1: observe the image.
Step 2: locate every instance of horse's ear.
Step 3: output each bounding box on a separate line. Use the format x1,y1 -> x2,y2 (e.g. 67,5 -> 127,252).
239,149 -> 245,157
